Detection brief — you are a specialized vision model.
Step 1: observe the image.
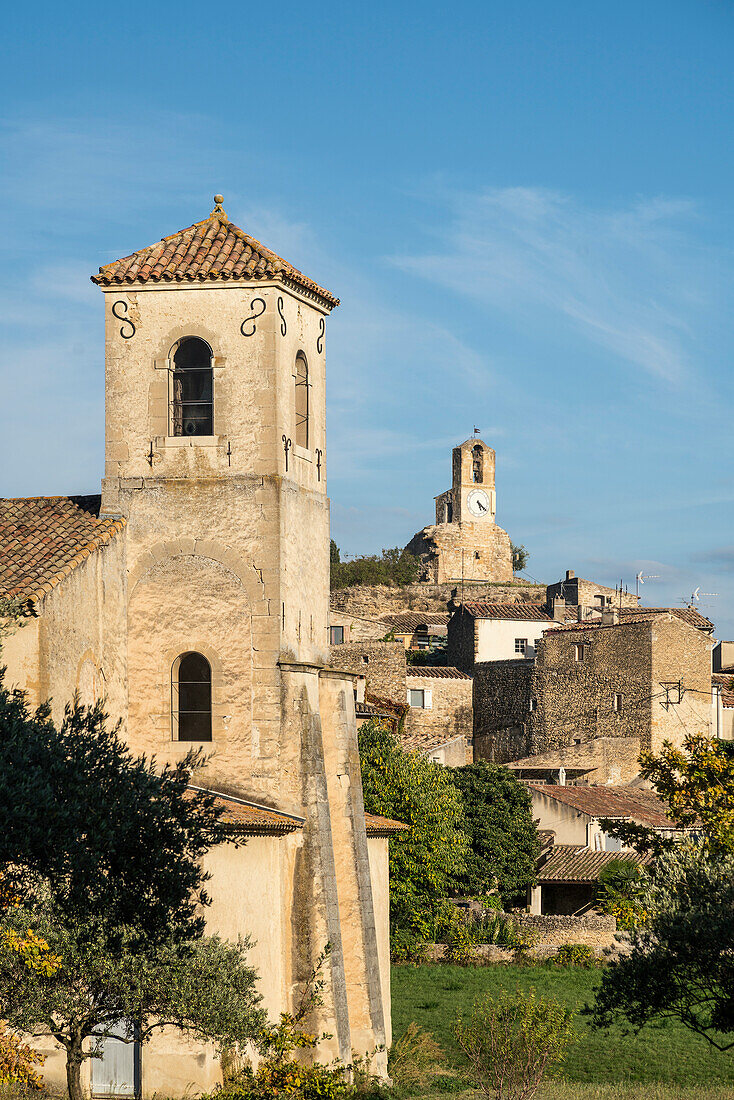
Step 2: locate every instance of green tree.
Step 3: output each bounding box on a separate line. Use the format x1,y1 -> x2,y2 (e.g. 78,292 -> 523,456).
330,548 -> 421,590
511,544 -> 529,574
451,762 -> 539,906
600,734 -> 734,857
596,859 -> 649,930
592,843 -> 734,1051
358,720 -> 469,934
0,890 -> 264,1100
0,677 -> 224,946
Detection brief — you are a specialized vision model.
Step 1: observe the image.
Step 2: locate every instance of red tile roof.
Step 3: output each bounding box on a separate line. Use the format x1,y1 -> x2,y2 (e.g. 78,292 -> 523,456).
364,812 -> 409,836
92,204 -> 339,308
548,608 -> 714,634
0,496 -> 125,604
713,673 -> 734,708
528,783 -> 672,828
461,602 -> 559,621
382,612 -> 450,630
407,666 -> 472,679
537,844 -> 649,883
400,729 -> 469,752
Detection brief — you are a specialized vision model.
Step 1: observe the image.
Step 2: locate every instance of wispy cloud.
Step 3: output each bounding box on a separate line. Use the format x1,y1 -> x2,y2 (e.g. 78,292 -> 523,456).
392,187 -> 713,384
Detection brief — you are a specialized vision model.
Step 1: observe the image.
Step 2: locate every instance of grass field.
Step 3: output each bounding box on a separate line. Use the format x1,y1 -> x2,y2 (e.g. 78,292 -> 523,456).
392,964 -> 733,1093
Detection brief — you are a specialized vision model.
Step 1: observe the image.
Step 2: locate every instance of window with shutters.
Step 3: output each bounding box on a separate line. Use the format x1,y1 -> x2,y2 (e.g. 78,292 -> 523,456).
170,337 -> 213,436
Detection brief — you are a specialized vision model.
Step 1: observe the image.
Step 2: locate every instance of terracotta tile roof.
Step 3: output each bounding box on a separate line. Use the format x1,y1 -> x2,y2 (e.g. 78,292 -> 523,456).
713,673 -> 734,708
400,729 -> 469,752
527,783 -> 672,828
407,666 -> 472,679
548,608 -> 714,634
92,204 -> 339,308
355,701 -> 390,717
382,612 -> 450,630
364,812 -> 409,836
460,602 -> 570,622
0,496 -> 126,604
537,844 -> 649,883
189,788 -> 405,837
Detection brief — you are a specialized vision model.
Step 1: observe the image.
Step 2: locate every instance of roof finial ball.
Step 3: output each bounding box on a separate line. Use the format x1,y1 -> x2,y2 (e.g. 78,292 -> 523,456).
212,194 -> 227,220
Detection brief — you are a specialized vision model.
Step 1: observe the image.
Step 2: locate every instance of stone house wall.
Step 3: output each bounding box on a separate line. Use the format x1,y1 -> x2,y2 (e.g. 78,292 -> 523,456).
330,641 -> 407,706
472,659 -> 534,763
404,671 -> 473,753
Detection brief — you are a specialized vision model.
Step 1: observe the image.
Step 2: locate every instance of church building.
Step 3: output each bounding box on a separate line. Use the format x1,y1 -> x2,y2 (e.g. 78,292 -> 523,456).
406,437 -> 513,583
0,199 -> 399,1095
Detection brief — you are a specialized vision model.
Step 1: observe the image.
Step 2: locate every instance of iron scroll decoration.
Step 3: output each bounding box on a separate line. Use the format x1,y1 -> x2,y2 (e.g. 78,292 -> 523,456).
317,317 -> 325,354
282,435 -> 292,472
241,297 -> 267,337
112,299 -> 136,339
277,296 -> 287,336
315,448 -> 323,482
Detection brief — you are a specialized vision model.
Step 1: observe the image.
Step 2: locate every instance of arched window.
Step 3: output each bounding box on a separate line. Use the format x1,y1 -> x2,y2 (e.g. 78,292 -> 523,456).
472,444 -> 484,483
295,352 -> 309,449
171,338 -> 213,437
172,652 -> 212,741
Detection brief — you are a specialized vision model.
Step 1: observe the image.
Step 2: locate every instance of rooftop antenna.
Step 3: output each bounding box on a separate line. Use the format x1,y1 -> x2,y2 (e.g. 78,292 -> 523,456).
680,586 -> 719,609
635,571 -> 660,599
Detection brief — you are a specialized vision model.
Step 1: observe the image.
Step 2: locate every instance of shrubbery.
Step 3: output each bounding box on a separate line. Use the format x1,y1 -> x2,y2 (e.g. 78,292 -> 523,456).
330,543 -> 421,590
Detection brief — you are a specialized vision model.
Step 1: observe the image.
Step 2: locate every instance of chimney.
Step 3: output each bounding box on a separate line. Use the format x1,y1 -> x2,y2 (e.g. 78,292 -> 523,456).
565,569 -> 575,581
553,596 -> 566,622
601,607 -> 620,626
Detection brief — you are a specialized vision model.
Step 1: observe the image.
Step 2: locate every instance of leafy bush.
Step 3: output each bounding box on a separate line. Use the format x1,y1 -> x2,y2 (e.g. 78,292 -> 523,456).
330,544 -> 421,590
0,1027 -> 45,1090
455,989 -> 574,1100
388,1022 -> 444,1091
358,721 -> 469,934
390,929 -> 429,966
596,860 -> 649,930
474,912 -> 524,949
207,1061 -> 350,1100
553,944 -> 596,968
444,919 -> 480,966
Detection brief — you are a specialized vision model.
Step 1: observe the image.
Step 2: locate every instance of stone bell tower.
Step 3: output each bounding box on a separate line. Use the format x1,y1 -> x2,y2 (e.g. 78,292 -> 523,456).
406,436 -> 513,583
93,198 -> 388,1073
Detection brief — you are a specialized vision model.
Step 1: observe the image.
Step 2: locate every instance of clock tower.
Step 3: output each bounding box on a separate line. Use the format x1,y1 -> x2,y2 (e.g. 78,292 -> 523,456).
405,437 -> 513,584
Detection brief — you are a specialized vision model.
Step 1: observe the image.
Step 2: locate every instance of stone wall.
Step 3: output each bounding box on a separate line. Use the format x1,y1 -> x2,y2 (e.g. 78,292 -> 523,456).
473,660 -> 534,763
404,671 -> 473,753
546,572 -> 638,611
330,641 -> 407,707
510,912 -> 617,948
329,609 -> 387,643
406,520 -> 513,585
330,581 -> 545,620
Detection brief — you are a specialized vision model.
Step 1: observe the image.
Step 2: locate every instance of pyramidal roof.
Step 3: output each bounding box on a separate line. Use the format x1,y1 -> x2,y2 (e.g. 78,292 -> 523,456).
91,196 -> 339,308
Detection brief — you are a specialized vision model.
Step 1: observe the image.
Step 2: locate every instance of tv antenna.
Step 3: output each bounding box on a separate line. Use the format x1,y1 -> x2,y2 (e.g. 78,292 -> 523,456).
681,586 -> 719,609
635,571 -> 660,599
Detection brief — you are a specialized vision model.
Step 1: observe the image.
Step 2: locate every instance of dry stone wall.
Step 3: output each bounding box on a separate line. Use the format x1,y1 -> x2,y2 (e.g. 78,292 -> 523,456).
330,641 -> 407,707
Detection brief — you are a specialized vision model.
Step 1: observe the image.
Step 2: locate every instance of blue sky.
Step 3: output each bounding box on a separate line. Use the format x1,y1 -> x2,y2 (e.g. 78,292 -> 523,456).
2,0 -> 734,631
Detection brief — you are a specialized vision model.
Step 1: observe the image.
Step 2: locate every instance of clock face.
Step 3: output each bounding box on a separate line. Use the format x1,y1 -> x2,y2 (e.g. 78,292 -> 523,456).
467,488 -> 491,518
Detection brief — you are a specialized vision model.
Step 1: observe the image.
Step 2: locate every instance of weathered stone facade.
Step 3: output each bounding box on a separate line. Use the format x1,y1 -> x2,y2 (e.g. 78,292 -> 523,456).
403,667 -> 473,763
330,580 -> 544,619
546,569 -> 638,612
405,438 -> 513,584
473,613 -> 712,779
0,203 -> 393,1094
330,641 -> 407,707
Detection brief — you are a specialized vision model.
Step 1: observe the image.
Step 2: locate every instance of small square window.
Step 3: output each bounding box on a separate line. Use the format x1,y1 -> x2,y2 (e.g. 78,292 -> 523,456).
574,643 -> 587,662
515,638 -> 528,655
408,689 -> 425,708
613,692 -> 623,713
330,626 -> 344,645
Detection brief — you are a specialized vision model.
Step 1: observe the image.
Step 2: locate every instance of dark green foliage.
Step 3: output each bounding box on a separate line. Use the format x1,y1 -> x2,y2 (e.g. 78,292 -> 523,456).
511,544 -> 529,574
358,720 -> 469,934
330,546 -> 421,590
450,762 -> 539,906
553,944 -> 596,968
592,845 -> 734,1051
0,675 -> 224,946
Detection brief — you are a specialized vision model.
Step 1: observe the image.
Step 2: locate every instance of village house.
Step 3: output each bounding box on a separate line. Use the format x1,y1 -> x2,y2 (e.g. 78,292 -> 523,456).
448,600 -> 569,670
0,200 -> 400,1095
473,610 -> 714,783
527,784 -> 668,914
